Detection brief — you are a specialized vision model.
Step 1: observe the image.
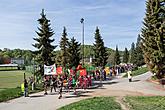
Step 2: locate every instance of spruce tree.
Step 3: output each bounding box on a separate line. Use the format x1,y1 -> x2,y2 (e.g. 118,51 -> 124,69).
33,9 -> 55,75
114,45 -> 121,65
68,37 -> 81,68
59,27 -> 69,68
141,0 -> 165,78
130,42 -> 136,64
123,47 -> 129,63
134,34 -> 144,66
93,27 -> 108,67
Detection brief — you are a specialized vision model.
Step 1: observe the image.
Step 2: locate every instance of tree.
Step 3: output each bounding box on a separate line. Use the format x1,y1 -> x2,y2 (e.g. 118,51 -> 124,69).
59,27 -> 69,68
130,42 -> 136,64
33,9 -> 56,75
68,37 -> 81,68
93,27 -> 108,67
114,45 -> 121,65
141,0 -> 165,79
123,47 -> 129,63
134,34 -> 145,66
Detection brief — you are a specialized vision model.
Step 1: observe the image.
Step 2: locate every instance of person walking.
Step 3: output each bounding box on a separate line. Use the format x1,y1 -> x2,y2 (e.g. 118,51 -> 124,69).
127,70 -> 132,82
24,79 -> 28,97
58,77 -> 63,99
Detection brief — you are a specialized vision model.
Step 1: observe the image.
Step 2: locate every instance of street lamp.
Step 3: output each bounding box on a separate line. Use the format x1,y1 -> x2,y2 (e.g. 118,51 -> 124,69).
80,18 -> 84,67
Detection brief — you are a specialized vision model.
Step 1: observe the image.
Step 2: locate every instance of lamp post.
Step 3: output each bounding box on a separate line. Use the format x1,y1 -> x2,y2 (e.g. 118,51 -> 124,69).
80,18 -> 84,67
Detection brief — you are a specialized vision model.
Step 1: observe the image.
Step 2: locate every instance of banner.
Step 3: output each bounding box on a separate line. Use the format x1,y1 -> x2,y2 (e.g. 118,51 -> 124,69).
44,64 -> 56,75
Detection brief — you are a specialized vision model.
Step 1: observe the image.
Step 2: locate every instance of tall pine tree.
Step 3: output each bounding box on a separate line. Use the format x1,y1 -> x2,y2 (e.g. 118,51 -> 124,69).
123,47 -> 129,63
59,27 -> 69,68
134,34 -> 144,66
130,42 -> 136,64
93,27 -> 108,67
141,0 -> 165,79
114,45 -> 121,65
33,9 -> 55,75
68,37 -> 81,68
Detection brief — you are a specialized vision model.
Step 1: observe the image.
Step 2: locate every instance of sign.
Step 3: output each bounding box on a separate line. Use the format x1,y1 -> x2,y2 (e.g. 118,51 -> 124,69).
44,64 -> 56,75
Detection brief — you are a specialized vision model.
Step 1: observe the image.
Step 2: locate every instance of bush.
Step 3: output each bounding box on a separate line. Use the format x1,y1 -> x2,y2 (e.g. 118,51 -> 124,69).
124,67 -> 148,77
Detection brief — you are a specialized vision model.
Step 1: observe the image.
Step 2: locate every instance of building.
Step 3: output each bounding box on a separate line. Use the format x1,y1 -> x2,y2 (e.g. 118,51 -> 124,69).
11,58 -> 24,65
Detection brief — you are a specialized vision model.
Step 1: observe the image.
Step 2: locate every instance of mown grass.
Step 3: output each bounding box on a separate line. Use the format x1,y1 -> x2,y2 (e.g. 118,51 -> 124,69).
58,97 -> 122,110
0,70 -> 44,102
0,70 -> 32,89
0,83 -> 44,102
124,67 -> 148,77
125,96 -> 165,110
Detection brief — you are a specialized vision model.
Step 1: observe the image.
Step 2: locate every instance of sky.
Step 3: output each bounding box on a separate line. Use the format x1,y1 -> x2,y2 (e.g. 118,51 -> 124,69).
0,0 -> 146,51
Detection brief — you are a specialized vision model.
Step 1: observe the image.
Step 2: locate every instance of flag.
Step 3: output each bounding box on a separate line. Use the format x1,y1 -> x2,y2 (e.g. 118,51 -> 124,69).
44,64 -> 56,75
79,69 -> 87,76
56,66 -> 63,74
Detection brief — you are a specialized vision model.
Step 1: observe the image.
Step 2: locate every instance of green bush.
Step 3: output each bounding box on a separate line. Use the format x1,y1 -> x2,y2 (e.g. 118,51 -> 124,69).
124,67 -> 148,77
58,97 -> 122,110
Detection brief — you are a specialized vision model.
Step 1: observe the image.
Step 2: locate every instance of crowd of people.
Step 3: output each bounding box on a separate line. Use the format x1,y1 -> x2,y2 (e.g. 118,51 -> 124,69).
22,64 -> 133,99
43,72 -> 92,99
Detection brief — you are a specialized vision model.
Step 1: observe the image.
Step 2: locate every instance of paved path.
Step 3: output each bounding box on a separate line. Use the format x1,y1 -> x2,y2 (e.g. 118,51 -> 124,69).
0,72 -> 165,110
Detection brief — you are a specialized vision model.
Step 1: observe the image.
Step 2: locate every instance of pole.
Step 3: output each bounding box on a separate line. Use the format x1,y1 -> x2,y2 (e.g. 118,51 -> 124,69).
80,18 -> 84,67
24,73 -> 25,80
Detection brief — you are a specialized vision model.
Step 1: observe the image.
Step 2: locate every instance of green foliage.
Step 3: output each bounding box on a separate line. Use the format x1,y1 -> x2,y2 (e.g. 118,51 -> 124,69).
60,27 -> 69,67
0,49 -> 34,65
125,96 -> 165,110
68,37 -> 81,68
58,97 -> 122,110
123,67 -> 148,77
130,42 -> 136,64
93,27 -> 108,67
33,9 -> 55,66
81,45 -> 94,58
134,34 -> 145,66
114,45 -> 121,65
123,47 -> 129,63
141,0 -> 165,79
33,9 -> 56,75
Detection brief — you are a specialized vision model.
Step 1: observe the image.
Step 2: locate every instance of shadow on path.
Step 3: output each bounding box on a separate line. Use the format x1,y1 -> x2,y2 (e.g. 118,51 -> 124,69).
30,94 -> 45,98
64,90 -> 93,99
131,80 -> 140,82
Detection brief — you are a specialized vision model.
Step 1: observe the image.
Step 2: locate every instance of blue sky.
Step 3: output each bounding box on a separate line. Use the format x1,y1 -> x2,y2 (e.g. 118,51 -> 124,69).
0,0 -> 146,51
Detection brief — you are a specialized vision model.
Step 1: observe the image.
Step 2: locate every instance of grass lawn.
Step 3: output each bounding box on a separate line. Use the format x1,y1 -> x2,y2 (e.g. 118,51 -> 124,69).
58,97 -> 122,110
125,96 -> 165,110
124,67 -> 148,77
0,70 -> 32,89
